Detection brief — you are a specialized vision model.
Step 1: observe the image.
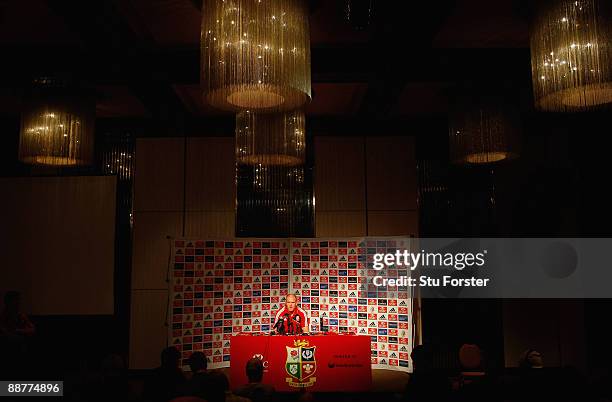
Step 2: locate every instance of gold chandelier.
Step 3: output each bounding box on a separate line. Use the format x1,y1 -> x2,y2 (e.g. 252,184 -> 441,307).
236,109 -> 305,166
201,0 -> 311,112
530,0 -> 612,111
19,86 -> 95,166
101,133 -> 135,181
449,102 -> 520,165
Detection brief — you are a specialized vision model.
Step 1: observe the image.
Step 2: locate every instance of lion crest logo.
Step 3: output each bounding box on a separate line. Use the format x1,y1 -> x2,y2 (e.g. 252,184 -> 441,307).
285,339 -> 317,387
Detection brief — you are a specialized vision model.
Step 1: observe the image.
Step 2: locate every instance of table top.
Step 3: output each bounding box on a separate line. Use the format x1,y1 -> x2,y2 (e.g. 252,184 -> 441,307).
234,332 -> 363,336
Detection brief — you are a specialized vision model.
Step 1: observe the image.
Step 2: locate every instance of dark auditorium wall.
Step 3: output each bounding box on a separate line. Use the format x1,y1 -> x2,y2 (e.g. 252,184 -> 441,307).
503,300 -> 586,369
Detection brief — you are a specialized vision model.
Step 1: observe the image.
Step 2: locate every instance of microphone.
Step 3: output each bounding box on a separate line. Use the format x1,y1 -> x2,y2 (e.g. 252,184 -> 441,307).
287,313 -> 303,335
273,313 -> 290,335
273,316 -> 284,333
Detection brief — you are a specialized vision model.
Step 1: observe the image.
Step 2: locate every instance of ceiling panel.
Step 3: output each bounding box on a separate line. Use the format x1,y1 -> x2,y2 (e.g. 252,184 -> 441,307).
0,90 -> 21,117
305,82 -> 367,116
0,0 -> 82,45
432,0 -> 528,48
390,83 -> 450,117
96,86 -> 150,118
173,84 -> 233,116
121,0 -> 201,46
309,1 -> 372,46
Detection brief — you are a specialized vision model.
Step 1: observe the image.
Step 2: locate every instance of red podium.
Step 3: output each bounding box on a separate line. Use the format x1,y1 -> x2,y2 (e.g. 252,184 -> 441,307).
230,334 -> 372,392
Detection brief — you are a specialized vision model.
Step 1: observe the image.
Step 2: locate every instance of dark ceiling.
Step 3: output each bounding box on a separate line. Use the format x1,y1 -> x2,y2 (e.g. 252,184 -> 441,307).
0,0 -> 533,137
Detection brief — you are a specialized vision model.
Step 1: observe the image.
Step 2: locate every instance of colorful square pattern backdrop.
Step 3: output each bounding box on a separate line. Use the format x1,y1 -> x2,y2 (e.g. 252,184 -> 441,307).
170,238 -> 414,372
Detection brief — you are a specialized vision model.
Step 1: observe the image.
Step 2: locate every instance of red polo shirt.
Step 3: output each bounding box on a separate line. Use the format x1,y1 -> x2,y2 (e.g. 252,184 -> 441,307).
273,306 -> 308,334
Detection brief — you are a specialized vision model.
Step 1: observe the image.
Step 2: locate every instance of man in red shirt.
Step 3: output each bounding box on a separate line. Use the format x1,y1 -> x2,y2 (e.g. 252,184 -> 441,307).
272,294 -> 308,335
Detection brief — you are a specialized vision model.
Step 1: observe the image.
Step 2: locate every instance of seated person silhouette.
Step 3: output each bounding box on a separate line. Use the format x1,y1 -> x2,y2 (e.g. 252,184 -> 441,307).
0,291 -> 35,338
234,357 -> 276,402
272,294 -> 308,335
0,291 -> 36,378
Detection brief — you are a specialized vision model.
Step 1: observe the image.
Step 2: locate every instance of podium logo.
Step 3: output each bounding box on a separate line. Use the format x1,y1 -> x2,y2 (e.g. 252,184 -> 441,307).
285,339 -> 317,388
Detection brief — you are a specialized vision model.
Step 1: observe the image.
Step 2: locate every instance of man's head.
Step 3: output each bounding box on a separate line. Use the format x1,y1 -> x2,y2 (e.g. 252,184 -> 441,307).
246,357 -> 264,382
188,351 -> 208,373
410,344 -> 433,372
285,294 -> 297,312
3,291 -> 20,314
520,349 -> 543,368
526,350 -> 543,368
207,370 -> 230,402
160,346 -> 181,369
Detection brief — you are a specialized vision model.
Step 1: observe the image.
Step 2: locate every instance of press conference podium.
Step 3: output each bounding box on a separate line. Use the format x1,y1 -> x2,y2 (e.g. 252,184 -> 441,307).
230,333 -> 372,392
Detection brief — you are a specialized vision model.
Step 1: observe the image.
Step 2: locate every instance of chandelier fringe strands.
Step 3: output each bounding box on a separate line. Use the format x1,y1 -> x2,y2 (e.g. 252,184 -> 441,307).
101,133 -> 135,182
530,0 -> 612,111
236,109 -> 305,166
449,100 -> 520,165
19,79 -> 95,166
236,163 -> 313,236
201,0 -> 311,112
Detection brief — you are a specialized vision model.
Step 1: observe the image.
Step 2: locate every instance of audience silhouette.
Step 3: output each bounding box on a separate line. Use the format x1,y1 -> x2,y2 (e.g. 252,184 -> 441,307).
182,351 -> 210,399
0,323 -> 604,402
0,290 -> 36,378
207,370 -> 250,402
143,347 -> 187,402
404,344 -> 451,402
235,357 -> 276,402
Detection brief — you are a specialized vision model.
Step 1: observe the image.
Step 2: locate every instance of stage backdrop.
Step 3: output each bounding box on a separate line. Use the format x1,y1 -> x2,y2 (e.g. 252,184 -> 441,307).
169,238 -> 414,372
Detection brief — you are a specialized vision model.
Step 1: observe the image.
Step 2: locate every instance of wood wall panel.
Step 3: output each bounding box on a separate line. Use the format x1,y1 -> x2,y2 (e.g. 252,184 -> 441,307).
134,138 -> 185,212
185,211 -> 235,238
185,138 -> 235,211
0,176 -> 116,315
367,211 -> 418,236
366,136 -> 417,211
314,137 -> 366,211
129,290 -> 168,369
316,211 -> 366,237
132,212 -> 183,290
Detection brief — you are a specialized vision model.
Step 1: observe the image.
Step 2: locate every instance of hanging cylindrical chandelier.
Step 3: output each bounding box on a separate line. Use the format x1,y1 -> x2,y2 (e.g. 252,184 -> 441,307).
449,101 -> 520,165
530,0 -> 612,111
201,0 -> 311,112
236,109 -> 305,166
101,133 -> 135,182
100,131 -> 135,228
19,79 -> 95,166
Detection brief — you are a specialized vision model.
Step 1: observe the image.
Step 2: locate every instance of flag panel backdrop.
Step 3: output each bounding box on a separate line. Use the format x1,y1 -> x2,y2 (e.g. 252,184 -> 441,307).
170,238 -> 413,372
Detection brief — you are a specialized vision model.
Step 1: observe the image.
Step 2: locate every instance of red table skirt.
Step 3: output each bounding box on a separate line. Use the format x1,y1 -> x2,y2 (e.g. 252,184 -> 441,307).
230,334 -> 372,392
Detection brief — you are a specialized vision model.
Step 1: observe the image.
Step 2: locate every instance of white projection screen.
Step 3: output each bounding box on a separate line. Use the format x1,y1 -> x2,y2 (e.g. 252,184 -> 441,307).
0,176 -> 116,315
